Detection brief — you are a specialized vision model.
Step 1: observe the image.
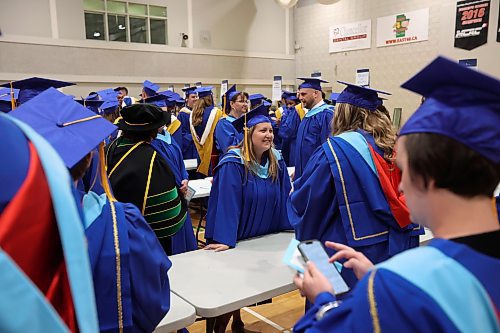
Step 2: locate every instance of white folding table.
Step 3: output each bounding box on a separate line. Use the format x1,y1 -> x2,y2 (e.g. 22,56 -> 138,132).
154,293 -> 196,333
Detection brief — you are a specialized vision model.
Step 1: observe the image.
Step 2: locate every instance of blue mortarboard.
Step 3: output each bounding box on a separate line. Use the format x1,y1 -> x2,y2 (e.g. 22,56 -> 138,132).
297,77 -> 328,91
143,80 -> 160,96
75,98 -> 105,114
182,86 -> 197,96
1,77 -> 75,104
336,81 -> 391,111
101,99 -> 120,114
232,103 -> 271,133
282,91 -> 298,102
249,93 -> 265,102
195,86 -> 213,98
0,87 -> 19,101
399,56 -> 500,163
222,85 -> 238,112
9,88 -> 117,168
329,92 -> 340,102
142,94 -> 168,108
0,88 -> 19,112
97,88 -> 119,100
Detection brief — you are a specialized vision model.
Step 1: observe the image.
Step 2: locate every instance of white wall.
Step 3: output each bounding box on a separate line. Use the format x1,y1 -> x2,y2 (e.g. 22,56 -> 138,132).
0,0 -> 295,96
0,0 -> 52,37
294,0 -> 500,124
192,0 -> 289,54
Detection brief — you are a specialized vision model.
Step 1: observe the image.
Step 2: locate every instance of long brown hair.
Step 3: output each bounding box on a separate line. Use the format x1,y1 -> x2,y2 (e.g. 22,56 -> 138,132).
192,95 -> 214,126
229,125 -> 279,182
332,103 -> 396,161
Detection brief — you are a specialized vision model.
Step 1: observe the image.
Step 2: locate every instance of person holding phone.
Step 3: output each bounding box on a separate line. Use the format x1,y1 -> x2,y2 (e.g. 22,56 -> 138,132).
288,80 -> 422,289
293,57 -> 500,332
204,103 -> 292,333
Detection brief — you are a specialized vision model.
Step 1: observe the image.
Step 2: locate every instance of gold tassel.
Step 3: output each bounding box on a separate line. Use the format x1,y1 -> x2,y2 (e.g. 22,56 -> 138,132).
9,81 -> 16,110
99,142 -> 116,202
243,112 -> 250,162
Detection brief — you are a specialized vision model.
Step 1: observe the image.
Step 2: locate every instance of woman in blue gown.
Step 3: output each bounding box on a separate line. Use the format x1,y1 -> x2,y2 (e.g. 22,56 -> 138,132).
177,87 -> 199,160
288,82 -> 421,289
204,104 -> 292,333
189,86 -> 224,177
214,88 -> 249,155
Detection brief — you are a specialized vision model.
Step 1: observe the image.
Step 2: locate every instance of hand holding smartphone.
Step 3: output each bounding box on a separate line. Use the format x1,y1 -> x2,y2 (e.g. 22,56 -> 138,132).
298,240 -> 350,295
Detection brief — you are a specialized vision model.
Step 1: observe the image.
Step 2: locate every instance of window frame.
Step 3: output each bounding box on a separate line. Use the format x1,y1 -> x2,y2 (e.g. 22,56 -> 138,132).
83,0 -> 167,45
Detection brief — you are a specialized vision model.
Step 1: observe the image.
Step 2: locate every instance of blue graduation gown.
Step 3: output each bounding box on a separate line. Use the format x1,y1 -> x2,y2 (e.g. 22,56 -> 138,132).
205,148 -> 292,247
288,133 -> 421,287
151,131 -> 198,254
177,110 -> 198,160
293,103 -> 333,179
294,239 -> 500,333
214,115 -> 243,155
277,106 -> 294,166
83,192 -> 171,333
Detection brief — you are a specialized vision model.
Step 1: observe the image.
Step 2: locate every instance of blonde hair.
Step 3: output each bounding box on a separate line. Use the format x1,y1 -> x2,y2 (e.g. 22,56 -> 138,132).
332,103 -> 396,161
229,125 -> 279,182
192,95 -> 214,126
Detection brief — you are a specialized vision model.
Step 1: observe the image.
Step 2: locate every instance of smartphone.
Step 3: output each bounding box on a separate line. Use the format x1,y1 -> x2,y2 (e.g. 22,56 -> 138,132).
298,240 -> 350,295
185,185 -> 196,202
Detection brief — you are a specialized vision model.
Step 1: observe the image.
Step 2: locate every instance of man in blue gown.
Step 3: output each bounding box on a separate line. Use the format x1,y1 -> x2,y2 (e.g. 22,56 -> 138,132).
294,78 -> 334,179
10,88 -> 172,333
278,91 -> 300,166
177,86 -> 199,160
292,56 -> 500,332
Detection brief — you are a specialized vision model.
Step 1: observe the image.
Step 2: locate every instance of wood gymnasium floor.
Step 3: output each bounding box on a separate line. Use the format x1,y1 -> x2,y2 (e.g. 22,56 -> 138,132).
186,204 -> 305,333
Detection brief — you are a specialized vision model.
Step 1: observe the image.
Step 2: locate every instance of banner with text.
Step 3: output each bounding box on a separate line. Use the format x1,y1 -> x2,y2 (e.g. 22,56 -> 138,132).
454,0 -> 490,50
329,20 -> 371,53
272,76 -> 282,102
376,8 -> 429,47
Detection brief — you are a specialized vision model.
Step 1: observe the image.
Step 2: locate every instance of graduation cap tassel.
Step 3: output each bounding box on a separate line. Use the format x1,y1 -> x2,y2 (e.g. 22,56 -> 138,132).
98,142 -> 117,202
243,112 -> 250,162
9,81 -> 16,110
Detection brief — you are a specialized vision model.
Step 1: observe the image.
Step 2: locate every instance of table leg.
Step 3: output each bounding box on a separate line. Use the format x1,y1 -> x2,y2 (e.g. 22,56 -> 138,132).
205,317 -> 215,333
196,200 -> 206,246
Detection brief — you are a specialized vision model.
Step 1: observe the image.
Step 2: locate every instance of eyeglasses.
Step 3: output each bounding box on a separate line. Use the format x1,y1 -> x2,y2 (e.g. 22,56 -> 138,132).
234,100 -> 249,104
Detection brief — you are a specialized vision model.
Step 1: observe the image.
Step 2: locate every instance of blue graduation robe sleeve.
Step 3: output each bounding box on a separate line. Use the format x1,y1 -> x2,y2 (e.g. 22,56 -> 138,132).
214,118 -> 242,154
171,127 -> 183,150
205,159 -> 243,247
294,269 -> 459,333
288,147 -> 340,243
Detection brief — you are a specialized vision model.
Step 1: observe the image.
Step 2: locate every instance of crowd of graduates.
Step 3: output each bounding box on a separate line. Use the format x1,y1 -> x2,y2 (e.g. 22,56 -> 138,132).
0,55 -> 498,333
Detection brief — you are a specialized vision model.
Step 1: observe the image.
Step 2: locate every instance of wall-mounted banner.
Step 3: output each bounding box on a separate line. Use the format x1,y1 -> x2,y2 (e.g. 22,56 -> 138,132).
167,85 -> 174,92
355,69 -> 370,87
195,82 -> 202,88
497,2 -> 499,42
272,76 -> 282,102
311,72 -> 322,80
458,58 -> 478,70
454,0 -> 490,50
220,80 -> 228,102
376,8 -> 429,47
329,20 -> 371,53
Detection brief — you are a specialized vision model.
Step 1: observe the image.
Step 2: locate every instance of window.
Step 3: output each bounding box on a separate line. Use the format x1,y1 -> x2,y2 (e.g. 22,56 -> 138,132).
83,1 -> 168,45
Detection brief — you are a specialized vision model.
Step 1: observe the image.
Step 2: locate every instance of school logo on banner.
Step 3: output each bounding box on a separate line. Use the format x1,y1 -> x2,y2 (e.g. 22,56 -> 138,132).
454,0 -> 491,50
376,8 -> 429,47
329,20 -> 371,53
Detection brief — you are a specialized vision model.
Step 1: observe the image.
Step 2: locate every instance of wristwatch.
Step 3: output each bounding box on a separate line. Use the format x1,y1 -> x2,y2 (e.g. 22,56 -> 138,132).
315,301 -> 341,321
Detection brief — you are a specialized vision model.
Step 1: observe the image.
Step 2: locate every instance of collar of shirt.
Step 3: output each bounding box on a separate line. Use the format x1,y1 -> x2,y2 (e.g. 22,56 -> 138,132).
305,100 -> 325,114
